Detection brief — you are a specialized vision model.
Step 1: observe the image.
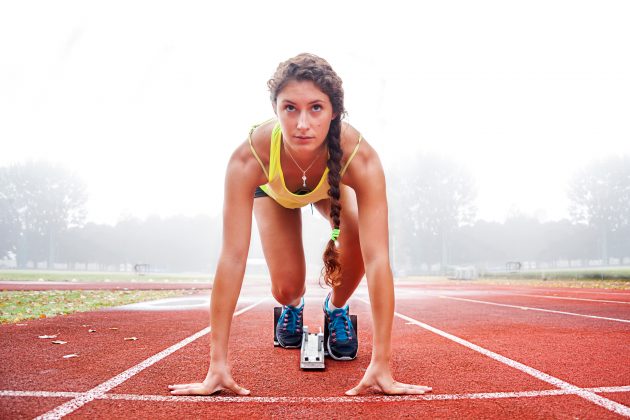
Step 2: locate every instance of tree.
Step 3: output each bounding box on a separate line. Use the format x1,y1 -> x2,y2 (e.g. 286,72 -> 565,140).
568,155 -> 630,261
0,161 -> 87,267
0,198 -> 18,259
389,154 -> 477,272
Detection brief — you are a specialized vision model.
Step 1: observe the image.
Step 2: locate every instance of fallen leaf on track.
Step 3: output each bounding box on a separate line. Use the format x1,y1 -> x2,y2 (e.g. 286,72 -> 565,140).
88,329 -> 96,333
38,335 -> 58,339
52,341 -> 67,345
63,354 -> 79,359
124,337 -> 138,341
109,327 -> 119,330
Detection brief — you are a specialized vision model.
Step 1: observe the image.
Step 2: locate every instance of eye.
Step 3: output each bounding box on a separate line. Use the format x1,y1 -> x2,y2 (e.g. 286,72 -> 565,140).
312,104 -> 323,112
285,104 -> 296,112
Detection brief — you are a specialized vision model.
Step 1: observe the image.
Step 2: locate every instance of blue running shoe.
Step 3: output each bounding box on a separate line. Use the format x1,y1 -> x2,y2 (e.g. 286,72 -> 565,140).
276,298 -> 304,348
324,293 -> 358,360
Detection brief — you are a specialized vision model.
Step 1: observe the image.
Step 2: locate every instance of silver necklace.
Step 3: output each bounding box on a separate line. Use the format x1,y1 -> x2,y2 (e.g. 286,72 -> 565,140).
283,143 -> 325,188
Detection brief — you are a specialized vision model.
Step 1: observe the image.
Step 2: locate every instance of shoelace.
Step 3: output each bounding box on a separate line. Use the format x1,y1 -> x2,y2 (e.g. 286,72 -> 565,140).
281,306 -> 302,334
329,310 -> 352,342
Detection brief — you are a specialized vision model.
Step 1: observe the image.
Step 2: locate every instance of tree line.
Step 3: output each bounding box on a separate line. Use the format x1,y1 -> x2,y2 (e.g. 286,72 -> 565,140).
388,154 -> 630,273
1,157 -> 629,273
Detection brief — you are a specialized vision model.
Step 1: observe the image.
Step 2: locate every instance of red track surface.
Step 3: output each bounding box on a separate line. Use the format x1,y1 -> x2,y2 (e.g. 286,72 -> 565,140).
1,280 -> 629,419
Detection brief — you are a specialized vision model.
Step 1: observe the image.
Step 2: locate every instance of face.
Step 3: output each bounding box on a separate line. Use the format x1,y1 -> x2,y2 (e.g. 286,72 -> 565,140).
273,80 -> 336,153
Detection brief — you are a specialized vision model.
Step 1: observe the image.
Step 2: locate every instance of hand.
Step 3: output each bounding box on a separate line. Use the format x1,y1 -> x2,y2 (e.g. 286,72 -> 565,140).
345,361 -> 432,396
168,366 -> 250,396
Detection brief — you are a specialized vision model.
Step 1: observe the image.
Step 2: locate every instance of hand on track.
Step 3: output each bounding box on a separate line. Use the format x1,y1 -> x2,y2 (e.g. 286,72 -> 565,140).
345,361 -> 432,396
168,368 -> 250,396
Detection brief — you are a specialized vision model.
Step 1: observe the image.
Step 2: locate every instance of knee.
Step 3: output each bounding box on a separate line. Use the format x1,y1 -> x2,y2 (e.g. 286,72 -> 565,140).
271,282 -> 305,306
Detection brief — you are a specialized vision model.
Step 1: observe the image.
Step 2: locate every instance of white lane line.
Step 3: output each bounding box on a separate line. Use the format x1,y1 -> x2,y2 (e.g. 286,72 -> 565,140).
0,391 -> 82,398
3,385 -> 630,403
511,289 -> 630,297
440,296 -> 630,324
371,301 -> 630,418
33,298 -> 267,420
509,294 -> 630,305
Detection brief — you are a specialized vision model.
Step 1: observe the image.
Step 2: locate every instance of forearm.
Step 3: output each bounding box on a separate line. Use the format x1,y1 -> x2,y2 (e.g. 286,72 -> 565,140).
209,255 -> 247,367
365,258 -> 395,363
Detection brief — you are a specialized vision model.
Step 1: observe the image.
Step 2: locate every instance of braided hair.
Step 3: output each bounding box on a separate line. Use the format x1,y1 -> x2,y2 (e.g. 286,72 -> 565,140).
267,53 -> 346,287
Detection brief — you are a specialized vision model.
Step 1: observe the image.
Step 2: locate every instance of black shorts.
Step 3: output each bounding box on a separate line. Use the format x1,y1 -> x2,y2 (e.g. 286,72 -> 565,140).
254,186 -> 313,198
254,186 -> 268,198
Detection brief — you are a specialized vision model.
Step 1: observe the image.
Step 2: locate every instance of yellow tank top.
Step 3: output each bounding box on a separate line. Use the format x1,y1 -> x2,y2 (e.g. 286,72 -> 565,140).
248,121 -> 362,209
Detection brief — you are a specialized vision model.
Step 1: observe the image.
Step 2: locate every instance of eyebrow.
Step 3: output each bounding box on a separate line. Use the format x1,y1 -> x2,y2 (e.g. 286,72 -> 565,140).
280,99 -> 326,105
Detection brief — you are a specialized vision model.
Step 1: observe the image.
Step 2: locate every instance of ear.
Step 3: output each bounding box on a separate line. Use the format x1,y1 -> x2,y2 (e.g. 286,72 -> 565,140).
271,101 -> 278,116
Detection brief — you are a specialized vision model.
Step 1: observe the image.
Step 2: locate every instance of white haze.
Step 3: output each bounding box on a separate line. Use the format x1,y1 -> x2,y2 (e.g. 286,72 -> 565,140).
1,0 -> 629,225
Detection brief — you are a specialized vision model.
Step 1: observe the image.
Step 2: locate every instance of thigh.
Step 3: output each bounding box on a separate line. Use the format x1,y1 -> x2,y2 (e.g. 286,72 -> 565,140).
253,197 -> 306,287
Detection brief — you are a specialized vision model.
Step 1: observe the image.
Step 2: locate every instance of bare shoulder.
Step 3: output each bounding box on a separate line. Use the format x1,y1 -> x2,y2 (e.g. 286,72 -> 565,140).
248,118 -> 277,165
340,122 -> 384,191
228,123 -> 273,188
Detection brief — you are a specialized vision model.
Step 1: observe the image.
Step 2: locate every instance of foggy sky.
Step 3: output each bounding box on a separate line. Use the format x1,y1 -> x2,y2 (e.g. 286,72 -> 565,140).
1,0 -> 629,225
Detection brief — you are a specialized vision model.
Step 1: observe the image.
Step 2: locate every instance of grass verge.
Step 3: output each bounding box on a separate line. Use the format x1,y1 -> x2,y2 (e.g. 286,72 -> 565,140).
0,289 -> 201,324
472,277 -> 630,289
0,270 -> 212,283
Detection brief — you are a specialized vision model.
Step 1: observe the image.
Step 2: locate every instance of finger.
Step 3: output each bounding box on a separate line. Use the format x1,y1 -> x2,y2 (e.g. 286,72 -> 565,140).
168,383 -> 204,390
170,386 -> 217,396
393,382 -> 433,392
345,381 -> 371,396
384,384 -> 427,395
225,379 -> 251,396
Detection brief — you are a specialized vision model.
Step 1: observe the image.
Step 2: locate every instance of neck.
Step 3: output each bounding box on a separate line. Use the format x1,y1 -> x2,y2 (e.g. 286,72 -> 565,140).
283,142 -> 328,168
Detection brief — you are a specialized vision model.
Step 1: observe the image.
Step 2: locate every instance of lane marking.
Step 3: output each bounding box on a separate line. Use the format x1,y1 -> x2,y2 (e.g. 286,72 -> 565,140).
509,294 -> 630,305
366,299 -> 630,417
439,296 -> 630,324
33,298 -> 267,420
509,288 -> 630,297
1,391 -> 82,398
2,385 -> 630,404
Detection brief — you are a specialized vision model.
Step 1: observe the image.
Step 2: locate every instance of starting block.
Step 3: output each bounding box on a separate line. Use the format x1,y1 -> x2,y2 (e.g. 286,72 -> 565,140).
300,326 -> 325,369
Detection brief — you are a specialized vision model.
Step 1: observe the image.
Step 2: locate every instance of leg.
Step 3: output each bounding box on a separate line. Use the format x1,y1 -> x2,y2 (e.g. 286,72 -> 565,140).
314,184 -> 365,308
254,196 -> 306,306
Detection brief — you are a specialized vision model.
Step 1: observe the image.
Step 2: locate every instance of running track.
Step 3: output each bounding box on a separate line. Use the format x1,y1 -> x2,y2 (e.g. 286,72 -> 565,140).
1,279 -> 629,419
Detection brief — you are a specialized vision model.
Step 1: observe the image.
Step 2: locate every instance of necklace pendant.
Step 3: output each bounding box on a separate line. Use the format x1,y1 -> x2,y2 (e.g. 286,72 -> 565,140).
302,174 -> 307,187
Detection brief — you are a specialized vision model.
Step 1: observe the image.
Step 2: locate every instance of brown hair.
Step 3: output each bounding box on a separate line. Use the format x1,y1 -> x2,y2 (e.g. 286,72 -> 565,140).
268,53 -> 346,287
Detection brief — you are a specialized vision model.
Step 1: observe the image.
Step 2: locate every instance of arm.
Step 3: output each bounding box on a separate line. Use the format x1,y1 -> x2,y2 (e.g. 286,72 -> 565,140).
169,142 -> 262,396
209,153 -> 255,369
354,151 -> 394,363
345,139 -> 432,395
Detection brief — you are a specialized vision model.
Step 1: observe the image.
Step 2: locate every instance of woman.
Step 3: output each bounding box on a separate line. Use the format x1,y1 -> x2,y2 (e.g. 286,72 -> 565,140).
168,53 -> 432,396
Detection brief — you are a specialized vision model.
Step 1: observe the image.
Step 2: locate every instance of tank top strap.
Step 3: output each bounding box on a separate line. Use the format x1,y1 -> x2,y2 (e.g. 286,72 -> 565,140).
340,133 -> 363,176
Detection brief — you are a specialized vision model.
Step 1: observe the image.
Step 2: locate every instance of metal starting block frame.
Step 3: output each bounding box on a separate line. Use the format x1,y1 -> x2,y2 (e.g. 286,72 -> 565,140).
300,326 -> 325,369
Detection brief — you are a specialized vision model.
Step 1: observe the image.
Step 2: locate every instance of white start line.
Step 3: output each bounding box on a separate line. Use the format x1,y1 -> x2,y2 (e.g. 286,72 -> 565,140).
2,385 -> 630,404
355,298 -> 630,418
31,298 -> 268,420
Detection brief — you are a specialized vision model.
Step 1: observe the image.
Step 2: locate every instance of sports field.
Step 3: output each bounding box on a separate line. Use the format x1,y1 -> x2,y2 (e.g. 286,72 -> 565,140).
1,275 -> 629,419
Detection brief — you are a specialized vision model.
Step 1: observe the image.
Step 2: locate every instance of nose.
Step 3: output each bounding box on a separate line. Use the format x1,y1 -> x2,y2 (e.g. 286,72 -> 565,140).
296,111 -> 309,131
